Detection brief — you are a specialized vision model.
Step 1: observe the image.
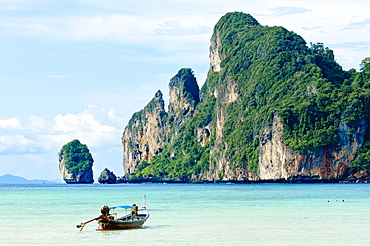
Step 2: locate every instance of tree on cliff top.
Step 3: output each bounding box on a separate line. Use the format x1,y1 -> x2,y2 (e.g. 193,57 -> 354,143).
58,139 -> 94,173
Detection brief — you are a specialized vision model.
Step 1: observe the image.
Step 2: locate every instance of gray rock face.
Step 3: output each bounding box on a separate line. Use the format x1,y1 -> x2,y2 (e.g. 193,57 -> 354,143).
122,90 -> 167,175
98,168 -> 117,184
168,69 -> 199,121
167,68 -> 200,142
258,115 -> 367,181
122,69 -> 199,177
209,30 -> 222,72
59,155 -> 94,184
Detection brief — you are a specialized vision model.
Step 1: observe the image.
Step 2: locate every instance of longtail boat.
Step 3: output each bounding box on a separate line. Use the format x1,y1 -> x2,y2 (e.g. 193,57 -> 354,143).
77,198 -> 149,231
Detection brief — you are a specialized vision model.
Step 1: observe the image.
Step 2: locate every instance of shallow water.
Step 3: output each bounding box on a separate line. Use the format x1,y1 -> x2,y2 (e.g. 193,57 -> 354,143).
1,183 -> 369,245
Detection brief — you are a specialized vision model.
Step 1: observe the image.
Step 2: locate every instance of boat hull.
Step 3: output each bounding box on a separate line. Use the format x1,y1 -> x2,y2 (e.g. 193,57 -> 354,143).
97,212 -> 149,231
97,219 -> 147,230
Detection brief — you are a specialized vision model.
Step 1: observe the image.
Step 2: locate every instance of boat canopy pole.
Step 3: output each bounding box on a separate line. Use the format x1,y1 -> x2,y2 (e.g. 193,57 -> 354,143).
143,195 -> 146,208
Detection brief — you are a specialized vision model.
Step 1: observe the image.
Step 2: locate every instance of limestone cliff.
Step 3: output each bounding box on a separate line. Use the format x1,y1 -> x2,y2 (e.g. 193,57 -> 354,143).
121,12 -> 370,183
58,139 -> 94,184
59,159 -> 94,183
168,68 -> 200,142
206,76 -> 241,181
122,68 -> 200,176
122,90 -> 167,175
258,115 -> 367,181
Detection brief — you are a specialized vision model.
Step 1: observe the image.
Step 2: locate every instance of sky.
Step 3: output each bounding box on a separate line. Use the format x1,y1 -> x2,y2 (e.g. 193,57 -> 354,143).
0,0 -> 369,181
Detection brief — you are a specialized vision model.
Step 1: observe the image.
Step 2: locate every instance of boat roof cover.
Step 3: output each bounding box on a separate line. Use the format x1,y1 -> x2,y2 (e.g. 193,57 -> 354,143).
110,205 -> 134,209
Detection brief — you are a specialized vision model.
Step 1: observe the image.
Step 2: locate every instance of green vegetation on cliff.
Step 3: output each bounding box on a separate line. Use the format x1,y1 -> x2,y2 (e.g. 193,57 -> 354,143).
211,13 -> 360,155
59,139 -> 94,173
169,68 -> 200,108
130,12 -> 370,180
349,59 -> 370,170
134,69 -> 215,179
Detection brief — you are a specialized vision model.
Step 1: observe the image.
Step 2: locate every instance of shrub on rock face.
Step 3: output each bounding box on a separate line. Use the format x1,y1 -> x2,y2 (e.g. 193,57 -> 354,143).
58,139 -> 94,183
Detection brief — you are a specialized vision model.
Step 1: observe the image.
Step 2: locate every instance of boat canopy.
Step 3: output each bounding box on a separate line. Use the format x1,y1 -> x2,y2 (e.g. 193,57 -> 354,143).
110,205 -> 134,209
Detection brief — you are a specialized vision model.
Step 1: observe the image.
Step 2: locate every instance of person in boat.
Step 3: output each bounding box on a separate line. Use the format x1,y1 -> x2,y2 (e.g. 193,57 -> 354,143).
131,204 -> 138,219
100,205 -> 114,221
101,205 -> 110,217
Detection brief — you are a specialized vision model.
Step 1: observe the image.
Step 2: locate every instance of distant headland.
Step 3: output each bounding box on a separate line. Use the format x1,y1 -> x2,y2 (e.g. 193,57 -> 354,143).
0,174 -> 61,184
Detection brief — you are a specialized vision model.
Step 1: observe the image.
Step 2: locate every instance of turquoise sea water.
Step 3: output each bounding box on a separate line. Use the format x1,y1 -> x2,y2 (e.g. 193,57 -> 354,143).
1,183 -> 369,245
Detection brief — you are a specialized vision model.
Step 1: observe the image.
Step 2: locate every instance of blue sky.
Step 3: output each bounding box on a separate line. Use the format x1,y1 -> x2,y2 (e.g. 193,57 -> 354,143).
0,0 -> 369,181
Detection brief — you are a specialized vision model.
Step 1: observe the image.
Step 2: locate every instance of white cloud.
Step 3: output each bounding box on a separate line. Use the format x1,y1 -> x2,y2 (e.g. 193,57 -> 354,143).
65,14 -> 140,41
108,108 -> 126,122
301,26 -> 321,31
0,117 -> 22,129
29,115 -> 47,130
0,1 -> 366,71
0,106 -> 122,156
2,5 -> 23,11
342,19 -> 370,31
270,6 -> 311,16
54,14 -> 212,47
53,112 -> 120,145
0,9 -> 213,49
0,135 -> 36,153
54,113 -> 86,132
53,109 -> 121,144
0,21 -> 50,33
0,77 -> 19,84
330,41 -> 370,52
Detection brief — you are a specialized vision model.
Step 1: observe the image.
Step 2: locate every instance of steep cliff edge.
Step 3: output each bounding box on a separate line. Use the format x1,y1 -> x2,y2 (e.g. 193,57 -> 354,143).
122,90 -> 167,175
122,68 -> 200,179
168,68 -> 200,141
122,12 -> 370,182
258,115 -> 367,181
